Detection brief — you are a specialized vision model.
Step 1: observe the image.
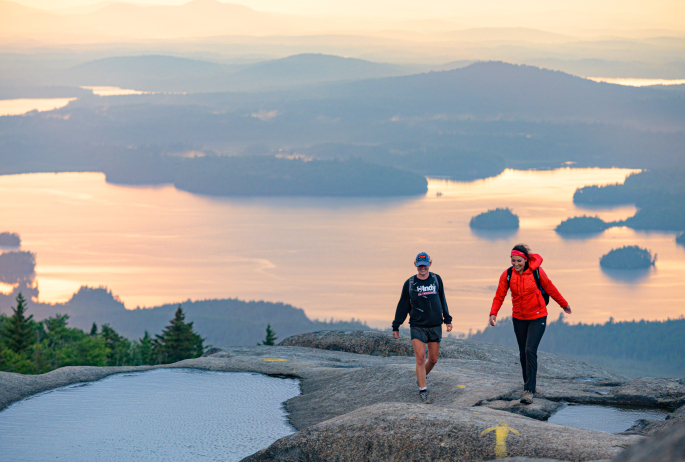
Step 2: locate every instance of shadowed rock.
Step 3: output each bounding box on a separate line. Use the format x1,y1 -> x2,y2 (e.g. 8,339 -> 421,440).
608,378 -> 685,410
612,422 -> 685,462
479,398 -> 564,420
3,332 -> 681,462
242,403 -> 640,462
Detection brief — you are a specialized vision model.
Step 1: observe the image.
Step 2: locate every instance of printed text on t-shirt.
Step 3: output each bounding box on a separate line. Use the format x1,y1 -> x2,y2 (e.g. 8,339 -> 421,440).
416,284 -> 437,296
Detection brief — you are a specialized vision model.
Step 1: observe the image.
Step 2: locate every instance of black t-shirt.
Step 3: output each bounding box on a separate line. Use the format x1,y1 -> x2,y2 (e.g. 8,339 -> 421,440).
392,272 -> 452,330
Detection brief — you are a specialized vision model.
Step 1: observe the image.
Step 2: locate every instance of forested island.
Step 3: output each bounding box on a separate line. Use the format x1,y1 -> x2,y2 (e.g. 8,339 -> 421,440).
105,155 -> 428,197
600,246 -> 656,269
468,314 -> 685,378
573,168 -> 685,232
469,208 -> 519,229
0,232 -> 20,247
555,215 -> 612,234
0,251 -> 35,284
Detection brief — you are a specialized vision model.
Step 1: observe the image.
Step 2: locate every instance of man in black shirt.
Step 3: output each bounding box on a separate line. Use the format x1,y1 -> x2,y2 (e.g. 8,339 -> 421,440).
392,252 -> 453,404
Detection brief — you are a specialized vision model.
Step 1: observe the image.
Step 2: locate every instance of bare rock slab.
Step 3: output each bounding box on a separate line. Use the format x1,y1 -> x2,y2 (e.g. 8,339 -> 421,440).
242,403 -> 641,462
613,422 -> 685,462
479,398 -> 564,421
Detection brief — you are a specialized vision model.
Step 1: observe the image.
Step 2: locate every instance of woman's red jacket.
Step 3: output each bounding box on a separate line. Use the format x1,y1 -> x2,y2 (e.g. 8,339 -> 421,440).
490,253 -> 568,320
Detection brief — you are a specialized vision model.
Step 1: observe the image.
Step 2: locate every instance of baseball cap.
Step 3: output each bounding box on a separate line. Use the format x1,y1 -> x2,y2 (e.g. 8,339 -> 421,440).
415,252 -> 431,266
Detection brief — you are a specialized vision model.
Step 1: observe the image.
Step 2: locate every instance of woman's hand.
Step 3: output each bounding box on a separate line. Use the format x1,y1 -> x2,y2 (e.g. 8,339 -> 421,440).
563,305 -> 572,314
489,315 -> 497,326
392,330 -> 399,339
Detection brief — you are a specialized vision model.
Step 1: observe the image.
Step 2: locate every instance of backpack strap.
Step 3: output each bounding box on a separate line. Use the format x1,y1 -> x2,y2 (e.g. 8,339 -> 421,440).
532,268 -> 550,305
506,267 -> 513,287
432,273 -> 439,292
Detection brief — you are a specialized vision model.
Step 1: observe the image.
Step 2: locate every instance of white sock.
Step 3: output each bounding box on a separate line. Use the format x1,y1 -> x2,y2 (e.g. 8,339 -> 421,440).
419,387 -> 427,391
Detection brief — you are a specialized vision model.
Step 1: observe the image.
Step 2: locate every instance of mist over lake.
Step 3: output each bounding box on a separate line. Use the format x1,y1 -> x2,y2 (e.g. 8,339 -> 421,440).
3,167 -> 683,334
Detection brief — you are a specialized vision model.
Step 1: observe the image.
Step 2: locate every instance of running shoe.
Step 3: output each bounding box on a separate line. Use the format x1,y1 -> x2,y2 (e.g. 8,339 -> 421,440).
520,390 -> 534,404
419,389 -> 431,404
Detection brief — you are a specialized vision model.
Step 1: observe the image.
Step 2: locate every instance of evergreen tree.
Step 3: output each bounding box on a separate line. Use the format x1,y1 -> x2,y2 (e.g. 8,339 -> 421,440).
261,323 -> 278,346
137,330 -> 153,365
90,322 -> 98,336
100,323 -> 133,366
1,293 -> 35,353
152,305 -> 204,364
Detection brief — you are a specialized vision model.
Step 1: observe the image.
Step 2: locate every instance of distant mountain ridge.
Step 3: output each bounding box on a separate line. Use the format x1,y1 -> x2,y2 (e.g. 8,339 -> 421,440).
36,53 -> 417,93
0,286 -> 372,347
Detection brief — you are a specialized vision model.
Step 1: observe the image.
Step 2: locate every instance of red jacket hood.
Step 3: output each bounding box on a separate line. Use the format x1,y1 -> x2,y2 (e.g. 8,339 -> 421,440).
528,253 -> 543,271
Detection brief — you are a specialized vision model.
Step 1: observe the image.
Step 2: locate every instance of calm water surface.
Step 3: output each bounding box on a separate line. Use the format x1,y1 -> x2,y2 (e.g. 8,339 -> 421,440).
0,369 -> 300,462
547,403 -> 669,433
2,168 -> 684,333
0,98 -> 75,117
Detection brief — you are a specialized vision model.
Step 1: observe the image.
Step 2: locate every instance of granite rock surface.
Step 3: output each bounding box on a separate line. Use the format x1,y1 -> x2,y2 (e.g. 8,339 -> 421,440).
1,331 -> 681,461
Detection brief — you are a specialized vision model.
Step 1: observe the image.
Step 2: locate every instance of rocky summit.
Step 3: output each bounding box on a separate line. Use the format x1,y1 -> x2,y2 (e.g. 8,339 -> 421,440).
2,331 -> 685,461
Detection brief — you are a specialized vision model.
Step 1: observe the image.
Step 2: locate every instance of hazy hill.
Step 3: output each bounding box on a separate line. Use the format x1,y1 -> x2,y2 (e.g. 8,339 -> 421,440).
54,53 -> 415,93
2,286 -> 372,347
2,61 -> 684,183
222,54 -> 414,91
316,61 -> 685,130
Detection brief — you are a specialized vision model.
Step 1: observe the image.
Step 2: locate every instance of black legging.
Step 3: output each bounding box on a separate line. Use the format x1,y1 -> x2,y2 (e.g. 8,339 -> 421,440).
512,316 -> 547,393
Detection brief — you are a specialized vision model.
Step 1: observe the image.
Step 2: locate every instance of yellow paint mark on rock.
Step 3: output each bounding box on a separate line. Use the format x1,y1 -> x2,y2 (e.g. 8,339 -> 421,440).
457,385 -> 466,388
480,420 -> 520,459
263,358 -> 289,361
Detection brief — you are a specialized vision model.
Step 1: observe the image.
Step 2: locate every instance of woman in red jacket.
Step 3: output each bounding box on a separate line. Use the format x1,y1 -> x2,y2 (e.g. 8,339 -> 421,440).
489,244 -> 572,404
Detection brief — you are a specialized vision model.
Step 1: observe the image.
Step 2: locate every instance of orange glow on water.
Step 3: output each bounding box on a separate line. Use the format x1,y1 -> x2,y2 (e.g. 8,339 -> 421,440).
2,169 -> 684,334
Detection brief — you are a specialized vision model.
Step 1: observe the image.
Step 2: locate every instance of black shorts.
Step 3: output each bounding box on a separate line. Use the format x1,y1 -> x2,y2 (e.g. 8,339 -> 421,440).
410,326 -> 442,343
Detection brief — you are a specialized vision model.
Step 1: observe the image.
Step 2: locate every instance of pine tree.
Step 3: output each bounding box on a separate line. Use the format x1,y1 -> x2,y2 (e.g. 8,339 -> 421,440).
138,330 -> 153,365
1,293 -> 35,353
261,323 -> 278,346
90,322 -> 98,336
152,306 -> 203,364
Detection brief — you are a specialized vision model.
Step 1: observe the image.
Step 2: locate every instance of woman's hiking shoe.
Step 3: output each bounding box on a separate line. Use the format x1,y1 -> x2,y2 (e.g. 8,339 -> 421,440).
419,390 -> 431,404
520,391 -> 534,404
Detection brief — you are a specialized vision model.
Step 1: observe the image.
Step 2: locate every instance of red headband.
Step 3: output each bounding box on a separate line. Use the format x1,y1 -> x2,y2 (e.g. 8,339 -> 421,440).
511,250 -> 527,260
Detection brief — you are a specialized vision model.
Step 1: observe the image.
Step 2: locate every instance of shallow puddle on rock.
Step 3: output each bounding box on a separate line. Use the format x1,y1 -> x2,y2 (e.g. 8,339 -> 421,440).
0,369 -> 300,462
547,403 -> 670,433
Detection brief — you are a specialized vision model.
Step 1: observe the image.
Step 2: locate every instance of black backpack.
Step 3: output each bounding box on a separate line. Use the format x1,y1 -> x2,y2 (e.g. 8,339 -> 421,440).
506,267 -> 549,305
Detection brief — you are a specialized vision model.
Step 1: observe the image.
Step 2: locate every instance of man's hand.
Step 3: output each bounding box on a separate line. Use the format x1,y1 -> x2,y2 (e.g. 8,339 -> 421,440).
489,315 -> 497,326
446,324 -> 453,332
392,330 -> 399,339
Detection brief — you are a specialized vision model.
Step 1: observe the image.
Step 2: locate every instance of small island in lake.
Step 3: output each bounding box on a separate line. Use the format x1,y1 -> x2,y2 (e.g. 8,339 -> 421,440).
0,232 -> 20,247
555,216 -> 612,234
469,208 -> 519,229
677,233 -> 685,246
600,245 -> 656,269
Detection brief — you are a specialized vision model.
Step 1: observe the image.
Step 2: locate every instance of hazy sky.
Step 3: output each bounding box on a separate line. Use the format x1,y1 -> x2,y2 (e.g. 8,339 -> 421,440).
14,0 -> 685,30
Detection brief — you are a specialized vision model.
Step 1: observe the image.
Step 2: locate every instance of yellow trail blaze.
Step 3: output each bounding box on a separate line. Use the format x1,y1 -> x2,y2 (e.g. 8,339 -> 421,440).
263,358 -> 289,361
480,420 -> 520,459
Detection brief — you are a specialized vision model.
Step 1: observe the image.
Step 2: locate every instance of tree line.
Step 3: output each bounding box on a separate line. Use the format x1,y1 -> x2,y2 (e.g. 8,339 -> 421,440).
0,293 -> 204,374
468,314 -> 685,378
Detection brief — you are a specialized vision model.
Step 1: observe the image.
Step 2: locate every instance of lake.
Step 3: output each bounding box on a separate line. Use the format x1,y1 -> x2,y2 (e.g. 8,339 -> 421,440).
0,98 -> 76,117
0,369 -> 300,462
1,168 -> 684,334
